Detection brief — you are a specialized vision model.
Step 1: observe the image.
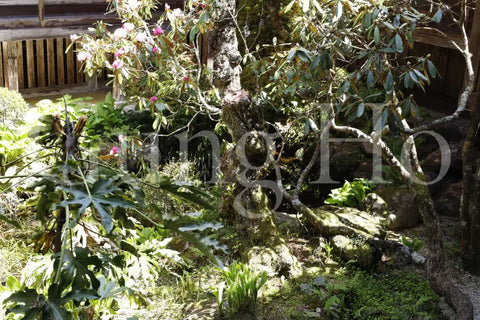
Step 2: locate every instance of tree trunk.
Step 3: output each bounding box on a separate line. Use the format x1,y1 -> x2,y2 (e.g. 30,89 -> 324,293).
403,135 -> 473,319
210,0 -> 281,246
461,101 -> 480,275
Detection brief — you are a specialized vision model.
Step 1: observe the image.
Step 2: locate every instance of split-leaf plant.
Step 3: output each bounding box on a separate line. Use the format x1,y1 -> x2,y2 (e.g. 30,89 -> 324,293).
2,97 -> 226,319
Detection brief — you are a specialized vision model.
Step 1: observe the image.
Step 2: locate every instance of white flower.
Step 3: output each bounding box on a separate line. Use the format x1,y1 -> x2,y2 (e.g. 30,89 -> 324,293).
167,8 -> 184,22
134,32 -> 147,43
113,28 -> 127,40
77,51 -> 91,62
165,3 -> 170,9
122,22 -> 135,32
70,34 -> 80,42
127,0 -> 139,9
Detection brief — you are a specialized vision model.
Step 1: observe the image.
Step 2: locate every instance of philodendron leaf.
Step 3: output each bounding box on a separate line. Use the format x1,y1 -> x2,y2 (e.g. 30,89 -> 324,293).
56,179 -> 135,233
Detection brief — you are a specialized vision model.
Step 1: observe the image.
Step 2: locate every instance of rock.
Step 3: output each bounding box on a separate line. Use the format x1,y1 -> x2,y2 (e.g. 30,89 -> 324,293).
363,193 -> 388,218
330,142 -> 365,181
435,181 -> 462,216
375,187 -> 422,229
310,206 -> 386,239
332,235 -> 378,269
352,159 -> 374,180
422,141 -> 462,178
247,244 -> 302,278
273,211 -> 301,228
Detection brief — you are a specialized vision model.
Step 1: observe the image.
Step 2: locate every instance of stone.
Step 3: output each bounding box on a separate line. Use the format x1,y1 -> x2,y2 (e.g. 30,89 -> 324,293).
273,211 -> 301,228
331,235 -> 378,268
247,244 -> 302,278
375,187 -> 422,229
422,141 -> 463,178
435,181 -> 462,217
311,206 -> 386,239
363,193 -> 388,218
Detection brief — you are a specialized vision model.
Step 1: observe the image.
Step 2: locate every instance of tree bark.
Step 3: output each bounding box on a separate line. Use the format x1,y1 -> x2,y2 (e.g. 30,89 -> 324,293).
461,101 -> 480,275
210,0 -> 281,246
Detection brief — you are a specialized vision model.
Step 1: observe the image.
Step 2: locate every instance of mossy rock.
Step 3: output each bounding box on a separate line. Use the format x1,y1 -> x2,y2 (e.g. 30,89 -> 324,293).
310,206 -> 386,239
331,235 -> 378,269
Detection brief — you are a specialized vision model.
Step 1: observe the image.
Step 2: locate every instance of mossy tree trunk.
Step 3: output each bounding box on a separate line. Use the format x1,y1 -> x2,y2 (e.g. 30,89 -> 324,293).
461,101 -> 480,275
210,0 -> 281,247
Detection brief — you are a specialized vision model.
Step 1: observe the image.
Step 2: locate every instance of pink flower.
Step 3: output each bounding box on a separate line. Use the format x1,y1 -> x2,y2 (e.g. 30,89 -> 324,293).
113,28 -> 127,40
134,32 -> 147,43
77,51 -> 91,62
118,135 -> 125,142
183,76 -> 189,82
154,26 -> 164,36
149,96 -> 158,103
152,46 -> 159,53
122,22 -> 135,32
70,34 -> 80,42
110,146 -> 120,155
112,59 -> 124,69
114,48 -> 125,57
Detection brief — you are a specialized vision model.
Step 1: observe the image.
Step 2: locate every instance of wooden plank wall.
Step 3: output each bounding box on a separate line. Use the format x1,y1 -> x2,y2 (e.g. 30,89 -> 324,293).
0,0 -> 183,96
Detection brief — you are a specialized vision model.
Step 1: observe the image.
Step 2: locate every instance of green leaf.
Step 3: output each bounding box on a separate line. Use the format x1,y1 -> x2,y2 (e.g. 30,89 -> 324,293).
433,8 -> 443,23
385,71 -> 394,93
356,103 -> 365,118
56,179 -> 135,233
374,26 -> 380,45
395,34 -> 403,52
427,60 -> 438,79
301,0 -> 309,13
54,247 -> 102,291
280,0 -> 295,15
367,70 -> 375,87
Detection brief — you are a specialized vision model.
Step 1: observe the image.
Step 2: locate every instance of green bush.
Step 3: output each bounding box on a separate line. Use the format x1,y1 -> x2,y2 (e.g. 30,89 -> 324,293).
0,87 -> 28,125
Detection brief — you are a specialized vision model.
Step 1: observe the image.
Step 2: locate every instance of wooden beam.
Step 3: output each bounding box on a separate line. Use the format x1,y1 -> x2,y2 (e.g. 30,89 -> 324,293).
0,0 -> 38,5
5,42 -> 19,91
0,18 -> 39,30
75,42 -> 84,83
36,39 -> 46,87
65,38 -> 74,84
39,0 -> 45,28
413,28 -> 463,50
0,42 -> 3,87
20,83 -> 91,98
16,41 -> 24,90
0,26 -> 94,41
26,40 -> 35,89
47,38 -> 56,86
44,14 -> 118,28
56,38 -> 65,85
2,42 -> 8,88
45,0 -> 107,4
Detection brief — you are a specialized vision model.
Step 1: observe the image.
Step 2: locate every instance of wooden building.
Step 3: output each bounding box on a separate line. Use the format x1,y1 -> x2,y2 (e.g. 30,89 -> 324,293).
0,0 -> 181,97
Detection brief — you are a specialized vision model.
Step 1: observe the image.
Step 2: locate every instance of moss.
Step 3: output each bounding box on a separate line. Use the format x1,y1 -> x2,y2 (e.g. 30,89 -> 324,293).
323,270 -> 439,319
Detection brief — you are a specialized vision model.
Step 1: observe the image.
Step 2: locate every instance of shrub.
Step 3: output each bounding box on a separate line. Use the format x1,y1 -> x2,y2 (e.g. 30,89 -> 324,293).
0,88 -> 28,126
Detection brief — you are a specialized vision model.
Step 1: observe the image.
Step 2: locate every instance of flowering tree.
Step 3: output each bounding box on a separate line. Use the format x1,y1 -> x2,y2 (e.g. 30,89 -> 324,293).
76,0 -> 477,317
